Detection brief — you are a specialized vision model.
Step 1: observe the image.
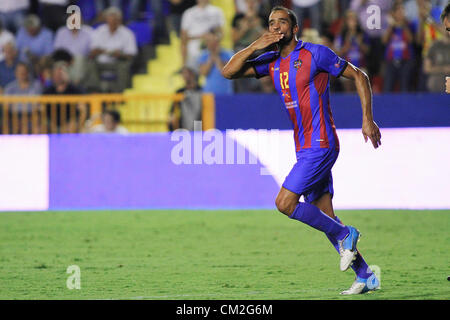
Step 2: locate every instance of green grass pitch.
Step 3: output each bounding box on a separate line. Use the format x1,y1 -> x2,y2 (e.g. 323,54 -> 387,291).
0,210 -> 448,300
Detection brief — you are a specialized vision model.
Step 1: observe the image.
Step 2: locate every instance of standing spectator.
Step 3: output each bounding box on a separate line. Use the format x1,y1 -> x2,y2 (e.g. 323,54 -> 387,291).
87,7 -> 137,92
38,0 -> 69,32
43,62 -> 84,133
181,0 -> 225,67
0,42 -> 19,93
0,0 -> 29,34
414,0 -> 443,90
382,2 -> 416,92
350,0 -> 392,78
232,0 -> 266,92
334,10 -> 369,91
15,14 -> 54,70
198,30 -> 234,95
54,23 -> 93,86
232,0 -> 266,52
0,21 -> 14,62
168,66 -> 202,131
423,3 -> 450,92
292,0 -> 322,34
168,0 -> 196,36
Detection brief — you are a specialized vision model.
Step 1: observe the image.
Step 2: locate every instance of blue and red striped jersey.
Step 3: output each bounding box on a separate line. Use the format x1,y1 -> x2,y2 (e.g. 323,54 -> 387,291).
250,40 -> 348,152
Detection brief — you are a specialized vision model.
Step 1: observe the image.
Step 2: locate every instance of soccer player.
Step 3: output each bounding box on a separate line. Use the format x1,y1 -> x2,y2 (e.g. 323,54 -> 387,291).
222,6 -> 382,295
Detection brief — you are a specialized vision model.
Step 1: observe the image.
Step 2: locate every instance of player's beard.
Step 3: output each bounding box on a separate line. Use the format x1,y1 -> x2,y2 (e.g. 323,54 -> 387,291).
278,29 -> 294,49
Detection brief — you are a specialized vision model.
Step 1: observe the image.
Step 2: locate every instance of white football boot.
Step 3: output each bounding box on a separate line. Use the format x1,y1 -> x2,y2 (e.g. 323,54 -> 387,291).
340,274 -> 380,295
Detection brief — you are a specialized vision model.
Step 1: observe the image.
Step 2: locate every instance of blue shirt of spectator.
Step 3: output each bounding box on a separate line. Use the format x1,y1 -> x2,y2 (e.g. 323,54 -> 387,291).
0,57 -> 18,88
198,49 -> 234,95
16,25 -> 53,63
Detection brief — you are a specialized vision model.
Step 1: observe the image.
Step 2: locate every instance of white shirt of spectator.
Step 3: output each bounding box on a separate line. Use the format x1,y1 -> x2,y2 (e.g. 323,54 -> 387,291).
90,24 -> 138,64
0,0 -> 29,13
292,0 -> 321,7
181,4 -> 225,66
0,29 -> 14,61
38,0 -> 69,5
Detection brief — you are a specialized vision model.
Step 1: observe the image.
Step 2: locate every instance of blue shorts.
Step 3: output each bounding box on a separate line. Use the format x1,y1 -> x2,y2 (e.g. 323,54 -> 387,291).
282,147 -> 339,204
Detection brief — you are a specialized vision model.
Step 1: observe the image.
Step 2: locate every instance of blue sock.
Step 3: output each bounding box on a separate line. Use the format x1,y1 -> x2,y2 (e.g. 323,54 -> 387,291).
326,216 -> 373,279
289,202 -> 349,240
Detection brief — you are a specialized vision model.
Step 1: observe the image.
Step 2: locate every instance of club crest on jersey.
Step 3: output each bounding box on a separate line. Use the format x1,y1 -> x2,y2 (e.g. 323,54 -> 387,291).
294,59 -> 302,69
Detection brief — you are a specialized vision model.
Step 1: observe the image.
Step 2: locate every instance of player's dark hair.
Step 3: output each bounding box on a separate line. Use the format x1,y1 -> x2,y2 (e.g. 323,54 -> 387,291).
104,110 -> 121,123
441,2 -> 450,22
270,6 -> 298,28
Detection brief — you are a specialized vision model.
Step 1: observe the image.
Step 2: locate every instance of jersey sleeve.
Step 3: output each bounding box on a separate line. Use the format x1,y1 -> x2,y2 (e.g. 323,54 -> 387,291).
247,50 -> 279,79
314,44 -> 348,78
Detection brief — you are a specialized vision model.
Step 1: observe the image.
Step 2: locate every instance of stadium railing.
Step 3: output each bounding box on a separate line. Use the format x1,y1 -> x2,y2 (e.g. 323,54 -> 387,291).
0,93 -> 216,134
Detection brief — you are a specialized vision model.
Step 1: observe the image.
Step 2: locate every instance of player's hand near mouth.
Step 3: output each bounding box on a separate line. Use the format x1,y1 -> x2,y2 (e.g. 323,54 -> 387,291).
222,32 -> 283,79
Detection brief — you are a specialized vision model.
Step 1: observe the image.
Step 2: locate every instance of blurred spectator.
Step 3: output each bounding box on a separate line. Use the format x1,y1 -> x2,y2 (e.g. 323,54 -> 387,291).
95,0 -> 121,18
443,1 -> 450,36
405,0 -> 448,23
0,0 -> 29,34
38,0 -> 69,32
181,0 -> 225,67
87,7 -> 137,92
4,62 -> 42,96
350,0 -> 392,78
16,14 -> 54,71
0,21 -> 15,62
54,24 -> 93,86
150,0 -> 170,44
334,10 -> 369,91
414,0 -> 443,91
232,0 -> 266,92
232,0 -> 266,52
85,110 -> 129,134
43,61 -> 84,133
423,4 -> 450,92
198,31 -> 234,95
169,66 -> 202,131
168,0 -> 196,36
0,42 -> 19,93
382,2 -> 416,92
4,62 -> 42,132
292,0 -> 322,34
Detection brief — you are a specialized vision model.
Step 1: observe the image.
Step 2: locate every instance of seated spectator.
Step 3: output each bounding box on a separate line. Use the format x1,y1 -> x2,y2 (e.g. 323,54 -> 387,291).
198,30 -> 234,95
16,14 -> 54,73
3,62 -> 42,134
0,21 -> 14,62
43,62 -> 84,133
232,0 -> 266,92
85,110 -> 129,134
181,0 -> 225,67
0,0 -> 29,34
4,62 -> 42,97
423,5 -> 450,92
382,2 -> 416,92
168,66 -> 202,131
334,10 -> 369,92
38,0 -> 69,32
86,7 -> 137,92
54,23 -> 93,86
292,0 -> 322,34
0,42 -> 19,93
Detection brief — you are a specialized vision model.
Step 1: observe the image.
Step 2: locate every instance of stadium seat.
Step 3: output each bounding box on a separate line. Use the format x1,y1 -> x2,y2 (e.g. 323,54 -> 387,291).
77,0 -> 97,23
128,21 -> 153,47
